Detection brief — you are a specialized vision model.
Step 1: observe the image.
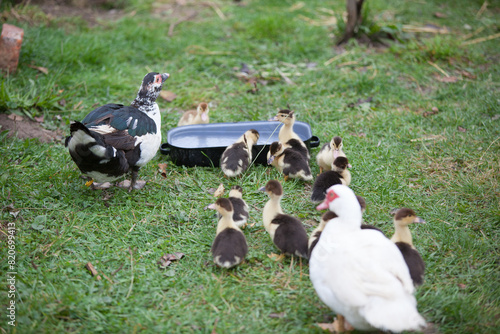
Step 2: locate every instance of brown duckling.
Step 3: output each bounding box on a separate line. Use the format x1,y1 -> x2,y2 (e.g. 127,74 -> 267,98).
390,208 -> 426,286
208,198 -> 248,268
177,102 -> 209,126
274,109 -> 309,160
260,180 -> 309,259
227,185 -> 249,228
316,136 -> 350,174
310,157 -> 351,202
220,129 -> 260,177
267,141 -> 312,182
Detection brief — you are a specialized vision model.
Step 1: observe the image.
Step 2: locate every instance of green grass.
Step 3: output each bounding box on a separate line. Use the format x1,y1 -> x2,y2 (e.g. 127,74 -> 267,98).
1,0 -> 499,333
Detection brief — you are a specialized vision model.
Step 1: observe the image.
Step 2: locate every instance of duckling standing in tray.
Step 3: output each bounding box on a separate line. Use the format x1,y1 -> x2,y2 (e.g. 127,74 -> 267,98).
208,198 -> 248,268
311,156 -> 351,202
390,208 -> 426,286
260,180 -> 309,259
316,136 -> 351,174
274,109 -> 309,160
177,102 -> 209,126
220,129 -> 260,177
267,141 -> 312,182
227,185 -> 250,228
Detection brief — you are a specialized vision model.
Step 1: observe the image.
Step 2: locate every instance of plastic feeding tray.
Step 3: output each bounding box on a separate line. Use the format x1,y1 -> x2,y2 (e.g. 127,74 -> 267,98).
160,121 -> 320,167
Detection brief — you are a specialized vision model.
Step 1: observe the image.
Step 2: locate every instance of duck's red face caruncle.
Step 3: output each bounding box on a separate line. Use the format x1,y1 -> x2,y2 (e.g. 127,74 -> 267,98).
316,188 -> 339,210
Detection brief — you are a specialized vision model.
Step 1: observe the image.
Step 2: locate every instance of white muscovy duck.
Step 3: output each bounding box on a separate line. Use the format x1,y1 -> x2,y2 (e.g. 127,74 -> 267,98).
65,72 -> 169,191
310,184 -> 426,332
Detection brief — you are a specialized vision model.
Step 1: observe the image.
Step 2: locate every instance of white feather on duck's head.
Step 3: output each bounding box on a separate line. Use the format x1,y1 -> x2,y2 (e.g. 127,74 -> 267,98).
316,185 -> 361,224
392,208 -> 426,226
132,72 -> 169,110
259,179 -> 283,197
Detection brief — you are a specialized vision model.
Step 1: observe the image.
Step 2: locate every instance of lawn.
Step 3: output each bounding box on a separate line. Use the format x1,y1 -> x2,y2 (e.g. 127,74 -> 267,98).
0,0 -> 499,333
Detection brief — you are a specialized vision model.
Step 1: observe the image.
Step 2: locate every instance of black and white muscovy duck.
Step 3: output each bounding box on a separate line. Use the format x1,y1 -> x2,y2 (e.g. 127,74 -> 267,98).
65,72 -> 170,191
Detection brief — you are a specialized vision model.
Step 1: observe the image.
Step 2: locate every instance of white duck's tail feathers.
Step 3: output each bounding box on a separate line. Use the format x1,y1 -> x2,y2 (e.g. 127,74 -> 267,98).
362,296 -> 427,332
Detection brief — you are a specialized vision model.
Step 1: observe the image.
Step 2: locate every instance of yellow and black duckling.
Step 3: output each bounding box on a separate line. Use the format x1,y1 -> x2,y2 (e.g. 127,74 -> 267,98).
390,208 -> 426,286
310,156 -> 351,202
316,136 -> 351,174
208,198 -> 248,268
267,141 -> 312,182
227,185 -> 249,228
260,180 -> 309,259
220,129 -> 260,177
274,109 -> 309,160
177,102 -> 209,126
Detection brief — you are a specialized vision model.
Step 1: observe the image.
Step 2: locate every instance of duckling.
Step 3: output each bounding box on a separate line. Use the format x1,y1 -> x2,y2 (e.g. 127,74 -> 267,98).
260,180 -> 309,259
274,109 -> 309,160
267,141 -> 312,182
310,185 -> 426,332
208,198 -> 248,268
390,208 -> 426,286
177,102 -> 209,126
310,157 -> 351,202
227,185 -> 250,228
316,136 -> 350,174
220,129 -> 260,177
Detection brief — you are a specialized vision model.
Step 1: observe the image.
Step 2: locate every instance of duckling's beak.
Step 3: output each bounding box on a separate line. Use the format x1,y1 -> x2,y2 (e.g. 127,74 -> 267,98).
259,186 -> 266,192
201,111 -> 208,121
269,116 -> 279,121
333,149 -> 339,159
267,156 -> 275,164
207,203 -> 216,210
414,217 -> 426,224
161,73 -> 170,83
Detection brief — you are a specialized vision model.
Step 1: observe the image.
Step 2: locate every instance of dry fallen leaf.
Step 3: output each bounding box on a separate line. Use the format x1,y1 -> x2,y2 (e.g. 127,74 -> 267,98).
213,183 -> 225,197
27,64 -> 49,74
434,12 -> 447,18
458,283 -> 467,289
459,70 -> 477,79
435,75 -> 459,83
85,262 -> 102,280
269,312 -> 285,318
158,163 -> 168,178
158,252 -> 185,269
160,90 -> 177,102
457,126 -> 467,132
34,116 -> 44,123
7,114 -> 23,121
4,203 -> 20,219
423,107 -> 439,117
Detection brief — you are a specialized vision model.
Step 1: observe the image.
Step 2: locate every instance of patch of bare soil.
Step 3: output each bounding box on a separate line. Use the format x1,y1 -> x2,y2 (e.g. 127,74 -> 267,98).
0,113 -> 64,143
13,0 -> 125,27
